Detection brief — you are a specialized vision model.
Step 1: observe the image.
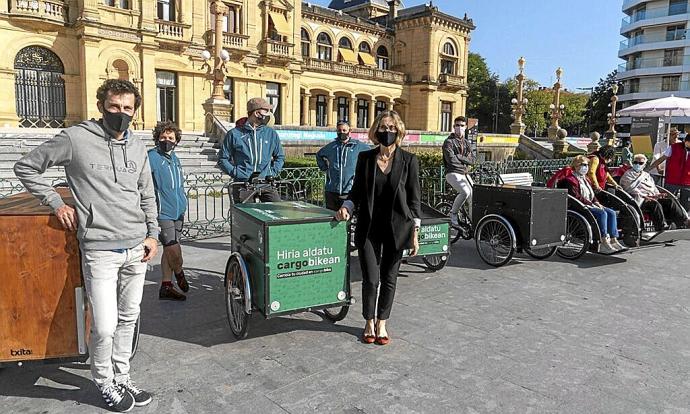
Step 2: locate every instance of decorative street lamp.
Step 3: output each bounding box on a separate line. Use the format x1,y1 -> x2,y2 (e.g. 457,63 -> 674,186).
606,84 -> 619,145
510,57 -> 528,136
547,67 -> 565,141
202,0 -> 233,135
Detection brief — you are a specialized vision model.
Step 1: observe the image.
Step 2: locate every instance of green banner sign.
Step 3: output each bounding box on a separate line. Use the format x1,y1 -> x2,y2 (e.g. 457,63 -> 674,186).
266,220 -> 349,314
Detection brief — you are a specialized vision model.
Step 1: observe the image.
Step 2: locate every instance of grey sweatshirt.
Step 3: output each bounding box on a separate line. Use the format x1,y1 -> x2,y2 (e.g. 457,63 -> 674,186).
14,119 -> 160,250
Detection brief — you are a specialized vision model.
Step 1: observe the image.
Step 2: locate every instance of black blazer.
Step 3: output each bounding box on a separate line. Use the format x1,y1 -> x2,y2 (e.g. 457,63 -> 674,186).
347,147 -> 422,251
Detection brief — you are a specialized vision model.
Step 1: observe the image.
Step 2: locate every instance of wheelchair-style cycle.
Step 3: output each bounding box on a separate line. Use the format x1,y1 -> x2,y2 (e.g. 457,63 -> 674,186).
549,171 -> 690,260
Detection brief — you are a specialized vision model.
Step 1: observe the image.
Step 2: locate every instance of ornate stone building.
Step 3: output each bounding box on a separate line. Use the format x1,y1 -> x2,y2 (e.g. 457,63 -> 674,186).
0,0 -> 473,132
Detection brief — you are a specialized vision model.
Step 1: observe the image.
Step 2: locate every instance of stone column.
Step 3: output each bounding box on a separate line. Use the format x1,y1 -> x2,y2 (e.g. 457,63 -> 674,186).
326,94 -> 335,127
309,96 -> 317,127
349,96 -> 357,128
139,45 -> 158,130
0,69 -> 17,127
301,93 -> 310,126
368,98 -> 376,128
387,100 -> 394,111
79,36 -> 102,121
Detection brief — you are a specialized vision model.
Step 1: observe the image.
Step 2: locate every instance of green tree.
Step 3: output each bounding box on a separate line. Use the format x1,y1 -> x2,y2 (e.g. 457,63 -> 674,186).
523,87 -> 552,137
560,91 -> 589,136
583,70 -> 618,134
466,52 -> 512,133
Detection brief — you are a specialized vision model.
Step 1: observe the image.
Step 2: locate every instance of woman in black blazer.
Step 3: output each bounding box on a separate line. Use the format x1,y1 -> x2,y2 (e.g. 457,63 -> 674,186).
336,110 -> 422,346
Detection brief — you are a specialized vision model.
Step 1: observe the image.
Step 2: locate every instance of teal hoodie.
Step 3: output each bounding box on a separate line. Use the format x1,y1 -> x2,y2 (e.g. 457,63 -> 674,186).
148,147 -> 187,220
316,138 -> 370,195
217,123 -> 285,181
13,119 -> 159,250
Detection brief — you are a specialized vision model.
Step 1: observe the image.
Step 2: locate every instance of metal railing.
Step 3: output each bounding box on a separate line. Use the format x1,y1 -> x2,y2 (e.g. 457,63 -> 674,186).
620,79 -> 690,95
622,5 -> 689,29
0,159 -> 573,240
618,55 -> 690,72
619,31 -> 687,51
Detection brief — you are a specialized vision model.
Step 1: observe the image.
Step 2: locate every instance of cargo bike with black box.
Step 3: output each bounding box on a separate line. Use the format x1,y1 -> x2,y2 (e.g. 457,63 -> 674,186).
0,188 -> 140,368
471,184 -> 569,267
224,178 -> 351,340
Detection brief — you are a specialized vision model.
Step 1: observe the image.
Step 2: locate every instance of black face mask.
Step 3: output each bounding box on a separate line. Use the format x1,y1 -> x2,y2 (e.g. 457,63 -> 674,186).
256,113 -> 270,126
376,131 -> 397,147
337,132 -> 349,142
103,110 -> 132,133
158,140 -> 176,153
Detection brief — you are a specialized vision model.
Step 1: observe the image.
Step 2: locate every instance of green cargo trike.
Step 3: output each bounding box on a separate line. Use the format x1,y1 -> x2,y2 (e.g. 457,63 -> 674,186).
224,200 -> 351,339
402,203 -> 452,271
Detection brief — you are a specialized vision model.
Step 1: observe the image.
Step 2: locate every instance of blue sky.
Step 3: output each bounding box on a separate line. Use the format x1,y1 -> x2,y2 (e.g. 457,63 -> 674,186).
309,0 -> 623,89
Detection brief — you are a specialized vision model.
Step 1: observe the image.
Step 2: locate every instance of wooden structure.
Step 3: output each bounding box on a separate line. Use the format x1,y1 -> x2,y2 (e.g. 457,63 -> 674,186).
0,188 -> 87,366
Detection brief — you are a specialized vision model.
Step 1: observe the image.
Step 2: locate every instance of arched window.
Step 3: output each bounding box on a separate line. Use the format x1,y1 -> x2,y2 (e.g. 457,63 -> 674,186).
440,40 -> 458,75
316,32 -> 333,61
14,46 -> 66,128
301,28 -> 311,58
376,46 -> 389,70
443,41 -> 456,56
359,42 -> 371,53
338,37 -> 353,50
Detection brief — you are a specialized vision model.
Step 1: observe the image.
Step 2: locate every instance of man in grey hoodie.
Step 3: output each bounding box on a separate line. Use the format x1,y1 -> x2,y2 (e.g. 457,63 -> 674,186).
14,79 -> 157,412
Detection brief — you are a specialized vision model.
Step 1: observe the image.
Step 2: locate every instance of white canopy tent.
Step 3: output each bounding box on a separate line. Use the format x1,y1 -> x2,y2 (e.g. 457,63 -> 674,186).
617,95 -> 690,144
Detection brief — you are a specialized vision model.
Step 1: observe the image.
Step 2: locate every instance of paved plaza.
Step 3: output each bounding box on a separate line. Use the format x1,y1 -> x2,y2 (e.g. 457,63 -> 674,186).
2,237 -> 690,413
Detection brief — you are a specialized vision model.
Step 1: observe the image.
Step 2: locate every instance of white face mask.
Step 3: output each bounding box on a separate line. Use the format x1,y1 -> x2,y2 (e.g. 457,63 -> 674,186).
578,165 -> 589,175
454,126 -> 466,137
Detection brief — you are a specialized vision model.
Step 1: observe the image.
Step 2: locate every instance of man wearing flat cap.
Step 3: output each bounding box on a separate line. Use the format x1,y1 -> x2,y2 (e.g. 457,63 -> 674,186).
218,97 -> 285,202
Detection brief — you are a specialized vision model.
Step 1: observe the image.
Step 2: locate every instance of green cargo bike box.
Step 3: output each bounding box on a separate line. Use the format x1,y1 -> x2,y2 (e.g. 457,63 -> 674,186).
231,201 -> 350,318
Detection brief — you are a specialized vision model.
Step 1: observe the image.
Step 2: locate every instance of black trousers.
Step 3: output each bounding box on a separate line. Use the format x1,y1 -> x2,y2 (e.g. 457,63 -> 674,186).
665,185 -> 690,211
231,186 -> 281,204
358,230 -> 404,321
641,198 -> 687,230
325,191 -> 348,211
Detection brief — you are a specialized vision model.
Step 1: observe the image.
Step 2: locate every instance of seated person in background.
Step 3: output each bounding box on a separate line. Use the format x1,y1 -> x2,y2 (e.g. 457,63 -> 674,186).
558,155 -> 626,254
587,145 -> 622,193
620,154 -> 689,231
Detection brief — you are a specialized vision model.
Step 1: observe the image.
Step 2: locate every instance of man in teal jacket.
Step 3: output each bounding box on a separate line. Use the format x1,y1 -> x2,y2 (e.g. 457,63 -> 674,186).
149,121 -> 188,301
316,121 -> 370,210
218,97 -> 285,202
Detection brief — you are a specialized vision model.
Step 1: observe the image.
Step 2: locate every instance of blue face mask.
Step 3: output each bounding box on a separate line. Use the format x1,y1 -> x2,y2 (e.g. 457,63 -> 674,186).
578,166 -> 589,175
632,163 -> 644,172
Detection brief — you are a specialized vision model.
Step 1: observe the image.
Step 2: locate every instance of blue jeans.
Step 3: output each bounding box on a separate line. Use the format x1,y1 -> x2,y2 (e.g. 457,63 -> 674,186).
588,206 -> 618,238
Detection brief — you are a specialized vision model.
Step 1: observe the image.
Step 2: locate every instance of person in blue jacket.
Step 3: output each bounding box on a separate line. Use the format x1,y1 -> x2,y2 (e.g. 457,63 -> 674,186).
316,121 -> 371,210
149,121 -> 188,301
218,97 -> 286,203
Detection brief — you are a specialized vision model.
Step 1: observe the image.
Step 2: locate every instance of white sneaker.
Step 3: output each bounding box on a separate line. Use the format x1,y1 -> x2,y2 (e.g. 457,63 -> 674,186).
610,239 -> 627,251
598,241 -> 617,254
450,214 -> 459,227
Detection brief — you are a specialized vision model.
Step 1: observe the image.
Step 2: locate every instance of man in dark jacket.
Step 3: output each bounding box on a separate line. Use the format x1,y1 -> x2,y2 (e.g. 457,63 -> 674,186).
316,121 -> 370,210
218,97 -> 285,202
149,121 -> 188,301
442,116 -> 475,226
